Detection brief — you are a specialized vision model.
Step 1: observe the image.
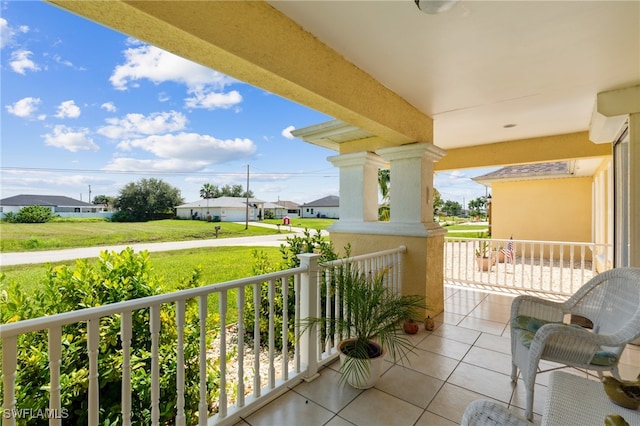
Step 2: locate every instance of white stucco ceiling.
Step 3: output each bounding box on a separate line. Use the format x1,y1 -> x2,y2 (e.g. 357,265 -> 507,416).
270,0 -> 639,150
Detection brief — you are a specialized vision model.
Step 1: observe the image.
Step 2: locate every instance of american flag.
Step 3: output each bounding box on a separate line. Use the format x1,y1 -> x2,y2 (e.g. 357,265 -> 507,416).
500,237 -> 515,264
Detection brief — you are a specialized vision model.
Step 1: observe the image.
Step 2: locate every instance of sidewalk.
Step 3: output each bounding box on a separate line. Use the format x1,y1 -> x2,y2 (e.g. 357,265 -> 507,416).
0,223 -> 327,267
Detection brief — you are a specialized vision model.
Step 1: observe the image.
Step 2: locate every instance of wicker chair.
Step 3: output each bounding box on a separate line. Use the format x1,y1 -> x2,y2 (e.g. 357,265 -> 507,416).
510,267 -> 640,420
461,400 -> 530,426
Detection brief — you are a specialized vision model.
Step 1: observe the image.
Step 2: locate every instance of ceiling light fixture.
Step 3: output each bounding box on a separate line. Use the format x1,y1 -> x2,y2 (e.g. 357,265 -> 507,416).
414,0 -> 459,15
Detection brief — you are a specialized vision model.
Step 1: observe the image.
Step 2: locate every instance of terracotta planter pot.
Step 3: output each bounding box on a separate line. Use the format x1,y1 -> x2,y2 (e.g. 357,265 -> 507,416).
475,256 -> 496,271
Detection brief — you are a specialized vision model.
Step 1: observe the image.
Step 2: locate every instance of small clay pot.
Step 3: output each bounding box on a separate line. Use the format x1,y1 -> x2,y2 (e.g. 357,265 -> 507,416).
403,319 -> 419,334
424,316 -> 435,331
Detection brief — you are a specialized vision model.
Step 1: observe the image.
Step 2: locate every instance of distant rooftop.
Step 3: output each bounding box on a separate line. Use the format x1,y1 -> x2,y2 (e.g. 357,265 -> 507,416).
0,194 -> 93,207
301,195 -> 339,207
473,161 -> 575,185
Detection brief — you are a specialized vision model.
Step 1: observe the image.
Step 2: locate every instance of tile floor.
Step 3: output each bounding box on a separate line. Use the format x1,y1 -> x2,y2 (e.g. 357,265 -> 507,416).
236,286 -> 640,426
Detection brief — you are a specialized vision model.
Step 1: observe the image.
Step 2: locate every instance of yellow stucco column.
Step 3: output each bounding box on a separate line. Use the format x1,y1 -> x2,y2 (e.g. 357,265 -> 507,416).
630,113 -> 640,267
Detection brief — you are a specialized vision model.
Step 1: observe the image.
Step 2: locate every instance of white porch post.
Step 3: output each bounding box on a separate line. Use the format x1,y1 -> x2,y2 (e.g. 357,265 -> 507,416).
298,253 -> 321,382
328,152 -> 387,224
629,112 -> 640,267
376,143 -> 446,226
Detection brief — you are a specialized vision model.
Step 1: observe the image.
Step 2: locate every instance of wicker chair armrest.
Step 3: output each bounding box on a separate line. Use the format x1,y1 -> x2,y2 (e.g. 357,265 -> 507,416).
528,323 -> 618,365
511,295 -> 565,323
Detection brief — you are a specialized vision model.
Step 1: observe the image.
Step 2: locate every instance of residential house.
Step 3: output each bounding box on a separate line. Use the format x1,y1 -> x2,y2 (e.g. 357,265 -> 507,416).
263,200 -> 300,219
0,194 -> 112,219
472,161 -> 599,243
175,197 -> 264,222
300,195 -> 339,219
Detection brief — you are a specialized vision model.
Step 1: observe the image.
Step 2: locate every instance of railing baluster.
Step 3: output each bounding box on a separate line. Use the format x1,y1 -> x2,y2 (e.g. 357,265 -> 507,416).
294,272 -> 301,374
198,296 -> 208,426
175,300 -> 186,426
268,279 -> 275,389
2,335 -> 17,426
219,291 -> 227,418
87,318 -> 100,426
237,287 -> 246,407
48,326 -> 62,426
281,276 -> 289,381
150,305 -> 160,426
121,311 -> 133,426
253,282 -> 261,398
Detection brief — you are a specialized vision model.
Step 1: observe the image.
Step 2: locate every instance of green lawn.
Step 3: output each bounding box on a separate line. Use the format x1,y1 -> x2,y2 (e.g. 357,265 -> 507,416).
0,246 -> 284,323
0,219 -> 285,252
261,217 -> 335,230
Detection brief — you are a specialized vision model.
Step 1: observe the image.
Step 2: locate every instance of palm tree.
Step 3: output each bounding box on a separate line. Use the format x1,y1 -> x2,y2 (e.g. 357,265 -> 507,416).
200,183 -> 217,217
378,169 -> 390,221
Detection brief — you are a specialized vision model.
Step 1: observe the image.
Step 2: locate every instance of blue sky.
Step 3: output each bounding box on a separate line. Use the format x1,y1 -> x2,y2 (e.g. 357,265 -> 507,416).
1,1 -> 491,207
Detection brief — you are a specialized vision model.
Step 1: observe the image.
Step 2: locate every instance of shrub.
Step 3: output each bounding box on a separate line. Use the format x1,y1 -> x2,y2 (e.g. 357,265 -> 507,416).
0,248 -> 220,425
13,205 -> 54,223
247,229 -> 342,349
109,210 -> 137,222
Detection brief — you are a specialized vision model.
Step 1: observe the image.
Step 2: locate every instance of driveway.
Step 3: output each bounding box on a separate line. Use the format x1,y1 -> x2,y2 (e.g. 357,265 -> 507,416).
0,223 -> 328,266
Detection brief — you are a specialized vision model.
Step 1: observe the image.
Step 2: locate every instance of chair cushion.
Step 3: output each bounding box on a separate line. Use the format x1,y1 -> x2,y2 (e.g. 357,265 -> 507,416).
511,315 -> 618,366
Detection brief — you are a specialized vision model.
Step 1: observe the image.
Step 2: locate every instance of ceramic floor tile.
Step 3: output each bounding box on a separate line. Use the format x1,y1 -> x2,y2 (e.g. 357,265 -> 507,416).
448,362 -> 515,403
444,301 -> 480,316
427,382 -> 497,424
324,415 -> 356,426
416,334 -> 472,360
435,310 -> 465,326
510,379 -> 549,418
414,410 -> 458,426
485,293 -> 517,306
474,332 -> 512,355
293,367 -> 362,413
338,388 -> 424,426
375,364 -> 444,408
468,302 -> 512,323
243,389 -> 335,426
458,316 -> 507,336
402,347 -> 460,381
462,345 -> 513,375
432,323 -> 482,345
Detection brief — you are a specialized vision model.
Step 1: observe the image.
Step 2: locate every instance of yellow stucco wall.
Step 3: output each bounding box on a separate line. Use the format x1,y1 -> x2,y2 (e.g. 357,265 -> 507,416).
330,231 -> 445,318
491,177 -> 592,243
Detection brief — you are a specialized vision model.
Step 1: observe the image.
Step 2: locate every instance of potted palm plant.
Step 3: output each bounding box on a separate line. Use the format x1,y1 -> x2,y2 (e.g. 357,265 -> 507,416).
299,268 -> 426,389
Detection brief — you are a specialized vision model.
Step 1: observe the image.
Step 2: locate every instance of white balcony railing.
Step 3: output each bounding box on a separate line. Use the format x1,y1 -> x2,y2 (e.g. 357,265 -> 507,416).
444,237 -> 613,299
0,246 -> 406,426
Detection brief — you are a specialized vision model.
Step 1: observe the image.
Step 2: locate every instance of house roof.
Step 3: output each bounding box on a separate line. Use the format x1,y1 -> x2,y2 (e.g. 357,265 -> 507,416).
301,195 -> 339,207
176,197 -> 265,209
472,162 -> 576,185
271,200 -> 299,210
0,194 -> 94,207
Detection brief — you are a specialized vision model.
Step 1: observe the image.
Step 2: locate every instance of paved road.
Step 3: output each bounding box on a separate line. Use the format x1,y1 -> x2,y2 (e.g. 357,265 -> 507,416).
0,223 -> 325,266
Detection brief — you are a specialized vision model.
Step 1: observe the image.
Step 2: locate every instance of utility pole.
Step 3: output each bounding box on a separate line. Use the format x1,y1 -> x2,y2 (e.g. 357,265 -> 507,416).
245,164 -> 250,230
88,185 -> 92,204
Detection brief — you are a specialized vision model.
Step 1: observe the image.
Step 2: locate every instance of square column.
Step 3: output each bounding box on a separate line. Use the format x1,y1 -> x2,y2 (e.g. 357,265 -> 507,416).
376,143 -> 446,225
328,152 -> 387,223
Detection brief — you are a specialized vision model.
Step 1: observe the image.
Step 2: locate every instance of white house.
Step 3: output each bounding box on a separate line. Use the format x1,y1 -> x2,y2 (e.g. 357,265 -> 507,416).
264,200 -> 300,219
0,194 -> 112,219
175,197 -> 265,222
300,195 -> 339,219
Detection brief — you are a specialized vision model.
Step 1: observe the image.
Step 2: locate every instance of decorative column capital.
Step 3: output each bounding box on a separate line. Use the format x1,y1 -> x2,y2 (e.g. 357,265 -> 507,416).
376,142 -> 446,162
328,151 -> 388,168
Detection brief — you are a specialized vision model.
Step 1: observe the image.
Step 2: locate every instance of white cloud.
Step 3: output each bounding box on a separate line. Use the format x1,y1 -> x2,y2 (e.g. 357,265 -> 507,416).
110,42 -> 241,110
5,97 -> 42,118
42,125 -> 99,152
10,49 -> 40,74
101,102 -> 117,113
281,125 -> 296,140
185,90 -> 242,110
121,133 -> 256,163
98,111 -> 188,139
1,18 -> 28,49
55,100 -> 81,119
